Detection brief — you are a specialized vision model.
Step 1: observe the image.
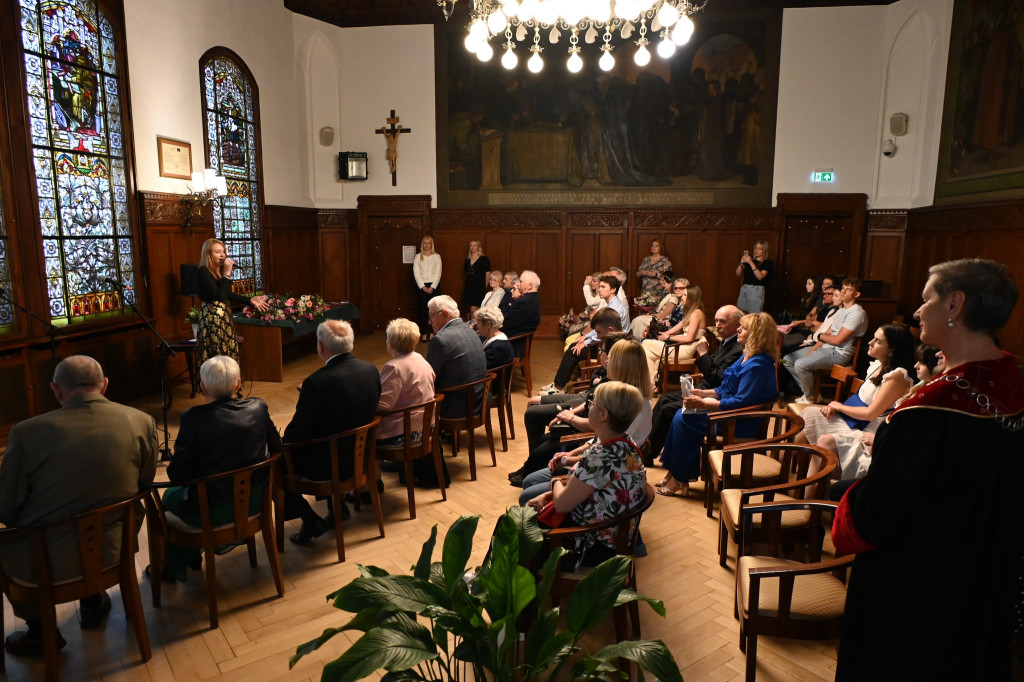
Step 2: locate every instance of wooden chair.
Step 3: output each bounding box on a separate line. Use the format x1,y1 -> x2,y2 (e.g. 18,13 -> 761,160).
698,400 -> 778,517
789,364 -> 860,418
376,396 -> 445,519
704,410 -> 805,518
735,500 -> 853,682
489,361 -> 517,451
507,331 -> 535,396
437,372 -> 496,481
0,491 -> 152,680
145,455 -> 284,629
274,418 -> 383,563
658,329 -> 717,394
718,443 -> 838,567
544,484 -> 656,641
810,335 -> 863,402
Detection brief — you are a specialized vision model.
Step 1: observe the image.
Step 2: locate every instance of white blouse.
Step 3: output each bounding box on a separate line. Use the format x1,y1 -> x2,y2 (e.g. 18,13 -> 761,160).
413,253 -> 442,289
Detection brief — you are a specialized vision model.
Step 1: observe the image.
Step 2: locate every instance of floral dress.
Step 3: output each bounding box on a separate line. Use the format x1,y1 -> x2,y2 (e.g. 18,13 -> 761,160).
636,255 -> 673,297
569,437 -> 647,557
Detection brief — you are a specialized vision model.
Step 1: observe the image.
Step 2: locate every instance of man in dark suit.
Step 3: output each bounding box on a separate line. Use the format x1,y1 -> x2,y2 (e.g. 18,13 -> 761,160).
500,270 -> 541,339
426,295 -> 487,419
0,356 -> 157,656
647,305 -> 745,459
283,319 -> 381,544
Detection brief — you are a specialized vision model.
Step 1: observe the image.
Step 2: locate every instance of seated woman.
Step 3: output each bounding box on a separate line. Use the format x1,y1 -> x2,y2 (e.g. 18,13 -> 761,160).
479,270 -> 505,310
524,380 -> 648,568
473,305 -> 515,369
158,356 -> 280,582
642,283 -> 706,388
631,273 -> 684,341
779,276 -> 821,348
799,324 -> 916,481
655,311 -> 780,496
518,336 -> 652,500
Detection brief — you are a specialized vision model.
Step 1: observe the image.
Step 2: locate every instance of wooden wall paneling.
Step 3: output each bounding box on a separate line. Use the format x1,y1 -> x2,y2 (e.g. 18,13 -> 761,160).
0,349 -> 31,440
863,210 -> 907,301
264,205 -> 320,295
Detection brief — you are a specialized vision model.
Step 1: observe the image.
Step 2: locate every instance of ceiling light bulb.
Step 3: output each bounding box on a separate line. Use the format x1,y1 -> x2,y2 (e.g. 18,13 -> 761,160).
656,2 -> 678,27
567,51 -> 583,72
501,0 -> 519,16
476,41 -> 494,61
634,43 -> 650,66
464,33 -> 481,52
671,14 -> 693,44
501,47 -> 518,69
656,37 -> 676,58
528,51 -> 544,73
487,11 -> 508,34
599,49 -> 615,71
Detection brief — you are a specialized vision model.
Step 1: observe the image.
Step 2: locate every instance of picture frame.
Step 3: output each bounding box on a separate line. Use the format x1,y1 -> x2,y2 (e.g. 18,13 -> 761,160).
157,136 -> 193,180
934,0 -> 1024,204
435,9 -> 782,208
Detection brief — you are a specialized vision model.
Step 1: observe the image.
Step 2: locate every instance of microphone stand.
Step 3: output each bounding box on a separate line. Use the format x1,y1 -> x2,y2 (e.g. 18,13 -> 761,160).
0,286 -> 62,362
107,280 -> 177,462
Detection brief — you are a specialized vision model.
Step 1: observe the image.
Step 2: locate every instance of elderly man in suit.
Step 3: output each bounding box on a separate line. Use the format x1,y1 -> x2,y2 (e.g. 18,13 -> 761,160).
283,319 -> 381,545
501,269 -> 541,339
646,305 -> 745,459
426,295 -> 487,419
0,355 -> 157,657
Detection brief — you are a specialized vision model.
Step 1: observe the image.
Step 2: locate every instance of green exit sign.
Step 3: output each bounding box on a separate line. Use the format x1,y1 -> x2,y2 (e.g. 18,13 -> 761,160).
811,171 -> 835,182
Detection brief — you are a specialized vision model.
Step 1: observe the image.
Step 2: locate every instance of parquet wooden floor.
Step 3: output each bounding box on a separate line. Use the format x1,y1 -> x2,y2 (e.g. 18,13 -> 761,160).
0,332 -> 841,681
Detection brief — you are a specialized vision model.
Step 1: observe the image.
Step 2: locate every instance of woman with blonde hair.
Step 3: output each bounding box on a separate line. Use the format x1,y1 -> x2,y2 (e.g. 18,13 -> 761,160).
641,283 -> 706,389
461,240 -> 490,317
735,239 -> 773,313
195,238 -> 268,367
413,235 -> 442,341
631,273 -> 685,341
655,311 -> 778,496
479,270 -> 504,310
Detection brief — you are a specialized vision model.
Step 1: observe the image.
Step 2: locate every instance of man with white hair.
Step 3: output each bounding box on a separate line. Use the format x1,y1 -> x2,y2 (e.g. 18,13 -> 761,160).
501,270 -> 542,357
283,319 -> 381,545
427,295 -> 486,419
0,355 -> 157,657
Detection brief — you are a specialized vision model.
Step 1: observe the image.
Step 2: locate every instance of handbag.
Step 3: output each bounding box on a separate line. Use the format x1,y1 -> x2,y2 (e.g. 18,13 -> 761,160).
840,393 -> 871,430
645,318 -> 665,340
537,501 -> 567,528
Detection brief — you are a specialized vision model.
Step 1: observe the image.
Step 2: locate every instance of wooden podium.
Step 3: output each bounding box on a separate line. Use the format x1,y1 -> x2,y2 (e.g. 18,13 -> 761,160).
234,304 -> 359,383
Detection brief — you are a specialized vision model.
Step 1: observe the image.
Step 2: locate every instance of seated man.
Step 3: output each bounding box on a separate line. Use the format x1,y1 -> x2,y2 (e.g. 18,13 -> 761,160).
498,270 -> 519,311
781,277 -> 869,403
500,269 -> 541,346
539,305 -> 623,396
647,305 -> 744,459
0,356 -> 157,656
283,320 -> 381,545
427,295 -> 487,419
607,266 -> 631,310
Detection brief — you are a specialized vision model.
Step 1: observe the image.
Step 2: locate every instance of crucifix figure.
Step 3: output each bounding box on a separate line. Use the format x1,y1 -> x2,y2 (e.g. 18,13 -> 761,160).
375,110 -> 412,186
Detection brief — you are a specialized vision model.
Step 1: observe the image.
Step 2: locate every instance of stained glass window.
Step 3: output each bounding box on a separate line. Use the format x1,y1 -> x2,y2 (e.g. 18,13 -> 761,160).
21,0 -> 136,325
200,52 -> 263,296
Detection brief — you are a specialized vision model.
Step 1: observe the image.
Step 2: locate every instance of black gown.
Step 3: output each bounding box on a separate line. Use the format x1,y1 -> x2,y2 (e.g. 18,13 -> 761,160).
461,255 -> 490,310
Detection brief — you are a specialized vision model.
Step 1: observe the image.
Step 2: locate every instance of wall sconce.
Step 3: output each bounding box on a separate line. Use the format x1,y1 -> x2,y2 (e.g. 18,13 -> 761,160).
181,168 -> 228,231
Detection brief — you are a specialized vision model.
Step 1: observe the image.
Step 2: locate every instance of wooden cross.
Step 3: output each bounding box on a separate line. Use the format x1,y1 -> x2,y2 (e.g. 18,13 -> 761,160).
375,110 -> 412,186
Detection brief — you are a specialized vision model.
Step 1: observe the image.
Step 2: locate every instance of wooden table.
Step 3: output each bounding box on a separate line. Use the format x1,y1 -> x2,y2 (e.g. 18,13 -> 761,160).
234,304 -> 359,383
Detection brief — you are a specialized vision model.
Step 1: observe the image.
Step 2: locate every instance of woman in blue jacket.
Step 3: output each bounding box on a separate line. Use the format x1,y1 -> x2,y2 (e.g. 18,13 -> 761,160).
655,311 -> 779,496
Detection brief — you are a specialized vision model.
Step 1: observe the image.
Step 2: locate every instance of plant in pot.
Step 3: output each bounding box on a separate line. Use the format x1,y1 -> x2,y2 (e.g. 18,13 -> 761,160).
185,307 -> 201,339
289,507 -> 682,681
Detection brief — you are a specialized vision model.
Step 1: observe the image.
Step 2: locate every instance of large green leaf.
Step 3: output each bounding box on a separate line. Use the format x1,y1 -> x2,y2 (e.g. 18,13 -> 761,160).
413,525 -> 438,580
320,623 -> 438,682
291,611 -> 416,668
614,589 -> 666,617
565,556 -> 632,635
290,626 -> 345,668
477,515 -> 519,619
333,575 -> 449,615
380,671 -> 426,682
591,639 -> 683,682
505,505 -> 544,565
441,516 -> 480,591
358,564 -> 391,578
509,564 -> 537,618
524,609 -> 576,673
535,546 -> 569,610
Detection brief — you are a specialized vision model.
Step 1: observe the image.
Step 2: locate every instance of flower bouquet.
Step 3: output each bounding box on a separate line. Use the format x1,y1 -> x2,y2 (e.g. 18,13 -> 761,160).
633,289 -> 661,314
241,293 -> 328,323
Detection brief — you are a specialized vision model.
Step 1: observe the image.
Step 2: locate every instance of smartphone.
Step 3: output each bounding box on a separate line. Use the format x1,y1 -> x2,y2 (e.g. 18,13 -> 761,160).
743,250 -> 749,257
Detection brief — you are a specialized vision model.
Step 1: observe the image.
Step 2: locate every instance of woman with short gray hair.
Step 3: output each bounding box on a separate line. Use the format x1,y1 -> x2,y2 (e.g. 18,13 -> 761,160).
473,306 -> 514,369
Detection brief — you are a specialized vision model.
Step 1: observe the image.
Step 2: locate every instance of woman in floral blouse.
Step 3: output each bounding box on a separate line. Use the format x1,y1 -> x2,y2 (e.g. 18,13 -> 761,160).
636,239 -> 673,297
527,381 -> 648,567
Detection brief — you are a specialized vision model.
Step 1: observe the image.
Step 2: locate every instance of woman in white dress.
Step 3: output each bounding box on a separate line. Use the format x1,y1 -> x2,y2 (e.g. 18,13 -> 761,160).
641,283 -> 706,388
798,324 -> 916,480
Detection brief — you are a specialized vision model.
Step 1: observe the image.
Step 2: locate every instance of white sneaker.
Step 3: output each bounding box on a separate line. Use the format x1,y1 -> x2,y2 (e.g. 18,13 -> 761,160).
538,383 -> 559,396
793,394 -> 814,404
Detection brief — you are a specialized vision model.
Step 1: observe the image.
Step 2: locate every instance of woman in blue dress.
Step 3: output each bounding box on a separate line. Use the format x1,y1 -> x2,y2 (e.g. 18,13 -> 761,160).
655,311 -> 779,496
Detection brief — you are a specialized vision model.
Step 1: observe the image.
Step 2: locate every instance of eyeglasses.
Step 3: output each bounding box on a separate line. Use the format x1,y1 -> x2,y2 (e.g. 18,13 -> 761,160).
672,286 -> 686,291
428,310 -> 444,319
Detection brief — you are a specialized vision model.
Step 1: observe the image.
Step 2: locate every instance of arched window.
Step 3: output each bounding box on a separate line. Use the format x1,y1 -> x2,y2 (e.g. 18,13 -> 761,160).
199,48 -> 264,296
21,0 -> 137,325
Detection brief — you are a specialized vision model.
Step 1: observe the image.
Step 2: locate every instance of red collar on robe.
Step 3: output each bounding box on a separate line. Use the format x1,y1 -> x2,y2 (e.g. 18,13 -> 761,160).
887,351 -> 1024,423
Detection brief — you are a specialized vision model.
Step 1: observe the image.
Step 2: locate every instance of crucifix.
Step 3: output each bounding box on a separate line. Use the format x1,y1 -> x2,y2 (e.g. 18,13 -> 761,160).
375,110 -> 411,186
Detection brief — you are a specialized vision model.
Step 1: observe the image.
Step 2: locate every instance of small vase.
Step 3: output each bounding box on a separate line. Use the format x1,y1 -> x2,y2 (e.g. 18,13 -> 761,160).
192,323 -> 199,339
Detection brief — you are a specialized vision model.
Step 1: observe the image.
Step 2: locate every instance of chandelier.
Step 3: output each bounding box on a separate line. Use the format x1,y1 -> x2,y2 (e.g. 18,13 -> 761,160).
440,0 -> 709,73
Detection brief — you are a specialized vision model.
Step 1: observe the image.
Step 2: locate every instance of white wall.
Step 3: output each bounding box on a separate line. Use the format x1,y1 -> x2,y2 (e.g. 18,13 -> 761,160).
124,0 -> 306,206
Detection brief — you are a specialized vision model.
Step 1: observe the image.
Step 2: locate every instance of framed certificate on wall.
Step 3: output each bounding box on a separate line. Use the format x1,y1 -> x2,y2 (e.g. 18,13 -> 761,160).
157,137 -> 193,180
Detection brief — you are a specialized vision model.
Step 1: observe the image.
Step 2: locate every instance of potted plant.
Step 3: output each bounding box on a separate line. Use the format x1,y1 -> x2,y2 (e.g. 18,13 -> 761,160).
185,307 -> 201,339
290,507 -> 682,681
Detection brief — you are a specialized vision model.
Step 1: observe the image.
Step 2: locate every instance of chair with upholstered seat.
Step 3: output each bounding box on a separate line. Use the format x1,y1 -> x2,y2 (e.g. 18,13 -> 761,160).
657,329 -> 717,394
810,335 -> 864,403
698,400 -> 779,517
507,331 -> 535,396
274,418 -> 383,563
543,484 -> 656,641
145,455 -> 284,629
437,372 -> 496,481
704,410 -> 805,518
0,491 -> 152,680
376,396 -> 445,519
735,500 -> 852,682
718,443 -> 838,567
